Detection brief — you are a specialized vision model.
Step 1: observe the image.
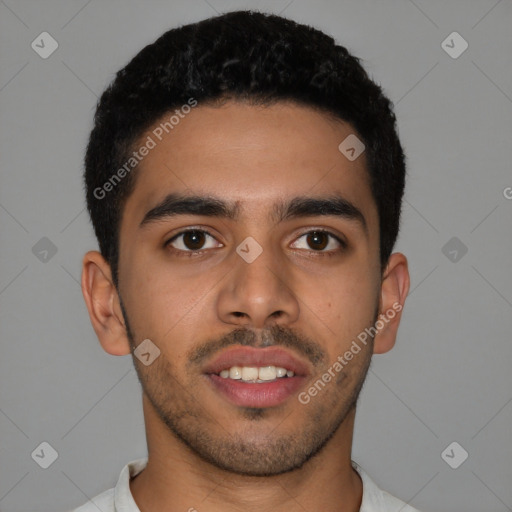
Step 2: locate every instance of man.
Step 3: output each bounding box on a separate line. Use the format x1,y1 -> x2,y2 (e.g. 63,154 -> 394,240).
76,9 -> 415,512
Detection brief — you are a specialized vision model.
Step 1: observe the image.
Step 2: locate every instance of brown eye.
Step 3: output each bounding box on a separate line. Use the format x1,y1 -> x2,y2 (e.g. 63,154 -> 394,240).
290,230 -> 345,253
182,230 -> 206,250
306,231 -> 329,251
166,229 -> 222,253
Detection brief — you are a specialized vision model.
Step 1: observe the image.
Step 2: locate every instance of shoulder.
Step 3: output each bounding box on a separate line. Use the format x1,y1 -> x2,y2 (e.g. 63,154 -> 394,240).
69,458 -> 147,512
352,461 -> 422,512
379,489 -> 422,512
70,487 -> 115,512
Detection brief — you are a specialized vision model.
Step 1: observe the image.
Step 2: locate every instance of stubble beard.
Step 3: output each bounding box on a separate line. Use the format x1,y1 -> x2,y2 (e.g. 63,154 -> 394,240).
121,299 -> 375,476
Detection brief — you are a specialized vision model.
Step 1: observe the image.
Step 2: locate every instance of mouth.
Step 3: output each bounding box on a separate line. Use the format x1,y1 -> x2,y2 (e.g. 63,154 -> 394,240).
218,365 -> 295,382
203,346 -> 309,408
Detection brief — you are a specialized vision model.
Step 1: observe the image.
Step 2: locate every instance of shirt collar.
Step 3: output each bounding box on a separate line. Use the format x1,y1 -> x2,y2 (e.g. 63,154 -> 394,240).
114,457 -> 147,511
114,458 -> 393,511
351,460 -> 388,511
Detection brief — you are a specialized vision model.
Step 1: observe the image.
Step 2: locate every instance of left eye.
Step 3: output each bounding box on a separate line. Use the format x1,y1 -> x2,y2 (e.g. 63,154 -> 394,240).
291,231 -> 344,252
166,230 -> 221,252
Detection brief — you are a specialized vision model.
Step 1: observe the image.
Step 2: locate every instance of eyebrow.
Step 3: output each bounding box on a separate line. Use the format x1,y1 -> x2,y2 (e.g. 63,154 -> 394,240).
139,193 -> 368,235
275,195 -> 368,235
140,194 -> 240,227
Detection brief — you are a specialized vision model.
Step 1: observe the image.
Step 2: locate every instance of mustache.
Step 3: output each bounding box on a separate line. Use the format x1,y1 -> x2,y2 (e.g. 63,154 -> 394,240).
187,324 -> 327,368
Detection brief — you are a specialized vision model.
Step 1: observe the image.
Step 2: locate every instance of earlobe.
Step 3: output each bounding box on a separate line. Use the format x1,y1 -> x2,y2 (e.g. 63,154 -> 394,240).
373,252 -> 410,355
81,251 -> 132,356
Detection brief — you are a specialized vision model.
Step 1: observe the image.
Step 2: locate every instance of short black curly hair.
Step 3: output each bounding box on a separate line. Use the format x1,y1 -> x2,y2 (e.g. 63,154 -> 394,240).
84,10 -> 406,288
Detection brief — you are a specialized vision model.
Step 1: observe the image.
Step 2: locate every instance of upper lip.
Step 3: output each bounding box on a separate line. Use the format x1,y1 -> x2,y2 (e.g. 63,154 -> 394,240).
203,346 -> 310,377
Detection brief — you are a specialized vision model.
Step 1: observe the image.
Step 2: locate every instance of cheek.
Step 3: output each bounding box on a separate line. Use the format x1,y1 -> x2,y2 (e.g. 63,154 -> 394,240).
299,268 -> 377,351
300,270 -> 378,318
122,253 -> 218,345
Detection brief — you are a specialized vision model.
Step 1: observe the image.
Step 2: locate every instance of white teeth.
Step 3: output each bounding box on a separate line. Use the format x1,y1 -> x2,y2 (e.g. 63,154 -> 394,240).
229,366 -> 242,379
276,367 -> 287,377
218,365 -> 295,381
258,366 -> 277,381
241,367 -> 259,381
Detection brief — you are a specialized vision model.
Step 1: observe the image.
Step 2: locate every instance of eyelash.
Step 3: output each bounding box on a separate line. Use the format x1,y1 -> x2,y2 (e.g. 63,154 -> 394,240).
164,228 -> 347,258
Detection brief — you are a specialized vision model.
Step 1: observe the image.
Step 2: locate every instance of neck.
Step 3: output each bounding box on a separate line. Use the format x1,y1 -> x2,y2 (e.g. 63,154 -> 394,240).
130,394 -> 362,512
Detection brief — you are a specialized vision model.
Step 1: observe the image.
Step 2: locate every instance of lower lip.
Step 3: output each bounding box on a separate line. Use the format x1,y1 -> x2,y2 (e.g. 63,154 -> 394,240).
207,374 -> 306,408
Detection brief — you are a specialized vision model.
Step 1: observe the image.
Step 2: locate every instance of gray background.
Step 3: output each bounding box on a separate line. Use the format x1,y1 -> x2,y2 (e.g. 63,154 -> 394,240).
0,0 -> 511,511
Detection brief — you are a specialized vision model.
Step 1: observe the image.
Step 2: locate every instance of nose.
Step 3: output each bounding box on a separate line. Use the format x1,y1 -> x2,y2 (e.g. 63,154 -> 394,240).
216,242 -> 300,329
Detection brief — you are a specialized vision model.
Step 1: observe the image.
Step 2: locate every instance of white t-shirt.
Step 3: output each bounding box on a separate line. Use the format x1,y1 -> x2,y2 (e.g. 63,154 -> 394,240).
71,458 -> 421,512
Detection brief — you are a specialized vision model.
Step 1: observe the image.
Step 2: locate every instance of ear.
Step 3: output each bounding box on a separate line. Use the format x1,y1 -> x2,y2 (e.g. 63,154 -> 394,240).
81,250 -> 131,356
373,252 -> 410,355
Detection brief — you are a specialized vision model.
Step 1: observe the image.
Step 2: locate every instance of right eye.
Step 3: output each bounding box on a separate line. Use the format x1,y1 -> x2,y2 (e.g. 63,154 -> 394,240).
164,229 -> 223,254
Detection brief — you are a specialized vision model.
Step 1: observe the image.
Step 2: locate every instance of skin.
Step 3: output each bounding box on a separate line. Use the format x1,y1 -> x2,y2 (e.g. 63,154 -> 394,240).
81,101 -> 410,512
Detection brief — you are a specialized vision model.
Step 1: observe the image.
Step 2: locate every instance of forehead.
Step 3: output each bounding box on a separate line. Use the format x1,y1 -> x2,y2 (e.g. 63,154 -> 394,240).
122,101 -> 377,231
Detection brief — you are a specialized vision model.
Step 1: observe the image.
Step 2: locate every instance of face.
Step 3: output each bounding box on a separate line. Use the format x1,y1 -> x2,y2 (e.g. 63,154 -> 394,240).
113,101 -> 384,475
